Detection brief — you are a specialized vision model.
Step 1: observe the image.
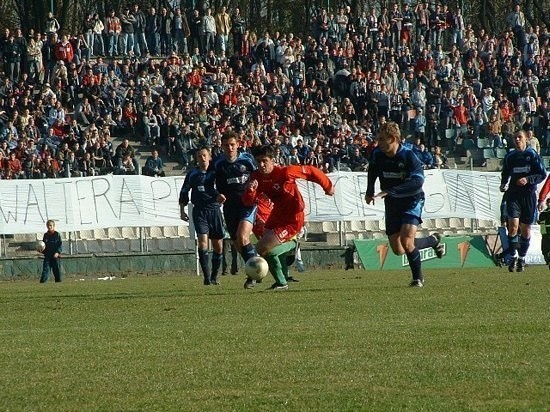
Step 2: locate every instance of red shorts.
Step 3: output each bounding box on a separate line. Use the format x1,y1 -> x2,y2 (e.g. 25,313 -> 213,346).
265,211 -> 304,243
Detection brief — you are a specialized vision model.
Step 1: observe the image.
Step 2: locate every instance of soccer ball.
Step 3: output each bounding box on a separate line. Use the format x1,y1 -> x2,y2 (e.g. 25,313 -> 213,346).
36,240 -> 46,252
245,256 -> 269,281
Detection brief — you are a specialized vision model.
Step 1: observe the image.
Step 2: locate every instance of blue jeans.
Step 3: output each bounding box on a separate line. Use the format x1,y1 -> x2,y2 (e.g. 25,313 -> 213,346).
172,30 -> 188,54
108,33 -> 119,56
40,257 -> 61,283
134,32 -> 148,56
147,32 -> 159,55
85,30 -> 94,60
94,33 -> 105,55
121,32 -> 134,55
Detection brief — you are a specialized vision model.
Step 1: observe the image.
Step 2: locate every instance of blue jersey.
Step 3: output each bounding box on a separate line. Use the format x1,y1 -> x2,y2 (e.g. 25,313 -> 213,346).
501,147 -> 546,195
366,144 -> 425,199
214,152 -> 257,208
179,166 -> 220,209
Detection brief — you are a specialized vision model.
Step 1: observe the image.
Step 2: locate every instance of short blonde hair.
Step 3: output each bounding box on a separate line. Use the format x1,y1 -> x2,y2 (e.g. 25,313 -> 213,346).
377,121 -> 401,142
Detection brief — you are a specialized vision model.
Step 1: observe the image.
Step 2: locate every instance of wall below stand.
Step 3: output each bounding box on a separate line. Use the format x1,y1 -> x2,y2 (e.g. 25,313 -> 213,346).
0,246 -> 347,280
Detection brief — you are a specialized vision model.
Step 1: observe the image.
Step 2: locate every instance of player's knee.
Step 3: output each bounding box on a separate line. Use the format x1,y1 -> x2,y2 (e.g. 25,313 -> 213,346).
391,246 -> 405,255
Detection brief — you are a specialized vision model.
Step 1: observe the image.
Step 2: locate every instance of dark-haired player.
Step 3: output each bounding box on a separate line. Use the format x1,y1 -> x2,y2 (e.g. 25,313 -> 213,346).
243,145 -> 334,290
365,121 -> 443,287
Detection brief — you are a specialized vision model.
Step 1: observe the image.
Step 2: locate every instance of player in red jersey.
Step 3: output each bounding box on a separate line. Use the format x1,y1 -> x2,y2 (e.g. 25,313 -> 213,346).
243,145 -> 334,289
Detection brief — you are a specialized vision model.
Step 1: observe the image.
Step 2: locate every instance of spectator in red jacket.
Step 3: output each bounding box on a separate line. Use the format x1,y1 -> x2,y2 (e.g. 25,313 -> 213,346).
7,152 -> 25,179
54,34 -> 74,65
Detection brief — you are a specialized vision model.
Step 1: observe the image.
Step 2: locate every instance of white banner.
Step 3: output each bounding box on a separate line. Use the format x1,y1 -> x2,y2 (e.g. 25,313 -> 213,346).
0,170 -> 504,234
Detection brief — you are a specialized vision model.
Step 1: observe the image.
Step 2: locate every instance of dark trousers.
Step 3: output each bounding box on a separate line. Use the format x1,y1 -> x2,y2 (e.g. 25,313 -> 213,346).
542,236 -> 550,264
40,257 -> 62,283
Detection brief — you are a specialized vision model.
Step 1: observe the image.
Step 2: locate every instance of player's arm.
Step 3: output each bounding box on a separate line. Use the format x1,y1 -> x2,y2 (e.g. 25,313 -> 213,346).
500,153 -> 511,192
54,232 -> 62,258
384,151 -> 424,197
286,165 -> 334,195
242,175 -> 259,207
527,152 -> 547,187
213,161 -> 228,204
179,173 -> 192,221
365,154 -> 378,204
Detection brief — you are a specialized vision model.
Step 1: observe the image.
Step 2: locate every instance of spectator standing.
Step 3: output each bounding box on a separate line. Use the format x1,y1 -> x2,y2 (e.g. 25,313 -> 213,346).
231,8 -> 246,54
132,4 -> 148,57
172,8 -> 190,55
92,13 -> 105,56
159,7 -> 172,56
105,9 -> 122,57
120,7 -> 136,57
39,220 -> 63,283
202,8 -> 216,54
413,108 -> 426,141
3,34 -> 22,83
215,6 -> 231,54
189,9 -> 203,53
389,2 -> 403,50
507,4 -> 526,51
83,13 -> 95,59
13,28 -> 27,76
145,7 -> 160,56
27,37 -> 43,83
44,12 -> 60,41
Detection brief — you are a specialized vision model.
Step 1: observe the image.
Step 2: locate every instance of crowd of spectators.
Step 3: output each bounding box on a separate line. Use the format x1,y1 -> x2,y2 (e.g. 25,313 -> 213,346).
0,3 -> 548,180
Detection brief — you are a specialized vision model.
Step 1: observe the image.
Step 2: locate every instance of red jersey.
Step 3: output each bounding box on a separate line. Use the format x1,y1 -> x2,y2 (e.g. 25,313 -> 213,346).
243,165 -> 333,239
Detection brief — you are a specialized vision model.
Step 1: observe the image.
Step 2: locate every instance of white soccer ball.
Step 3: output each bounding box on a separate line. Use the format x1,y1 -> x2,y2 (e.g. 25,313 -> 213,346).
36,240 -> 46,252
245,256 -> 269,281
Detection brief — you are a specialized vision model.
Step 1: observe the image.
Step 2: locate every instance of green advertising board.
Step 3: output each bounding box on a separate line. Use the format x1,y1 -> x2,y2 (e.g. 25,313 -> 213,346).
354,236 -> 495,270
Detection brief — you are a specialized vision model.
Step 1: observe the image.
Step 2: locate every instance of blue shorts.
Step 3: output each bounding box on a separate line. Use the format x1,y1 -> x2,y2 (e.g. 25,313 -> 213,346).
223,204 -> 257,240
384,194 -> 424,236
192,206 -> 225,239
506,191 -> 537,225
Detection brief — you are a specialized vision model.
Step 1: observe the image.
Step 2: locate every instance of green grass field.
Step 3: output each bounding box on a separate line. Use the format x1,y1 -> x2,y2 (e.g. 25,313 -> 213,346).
1,267 -> 549,411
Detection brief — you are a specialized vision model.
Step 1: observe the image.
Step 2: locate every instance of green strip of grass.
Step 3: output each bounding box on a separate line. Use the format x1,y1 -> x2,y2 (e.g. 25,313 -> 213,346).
1,268 -> 549,411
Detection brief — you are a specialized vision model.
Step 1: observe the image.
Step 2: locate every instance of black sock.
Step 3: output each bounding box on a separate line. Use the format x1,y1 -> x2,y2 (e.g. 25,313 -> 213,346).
415,235 -> 437,250
211,252 -> 223,280
406,248 -> 423,281
198,249 -> 210,281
